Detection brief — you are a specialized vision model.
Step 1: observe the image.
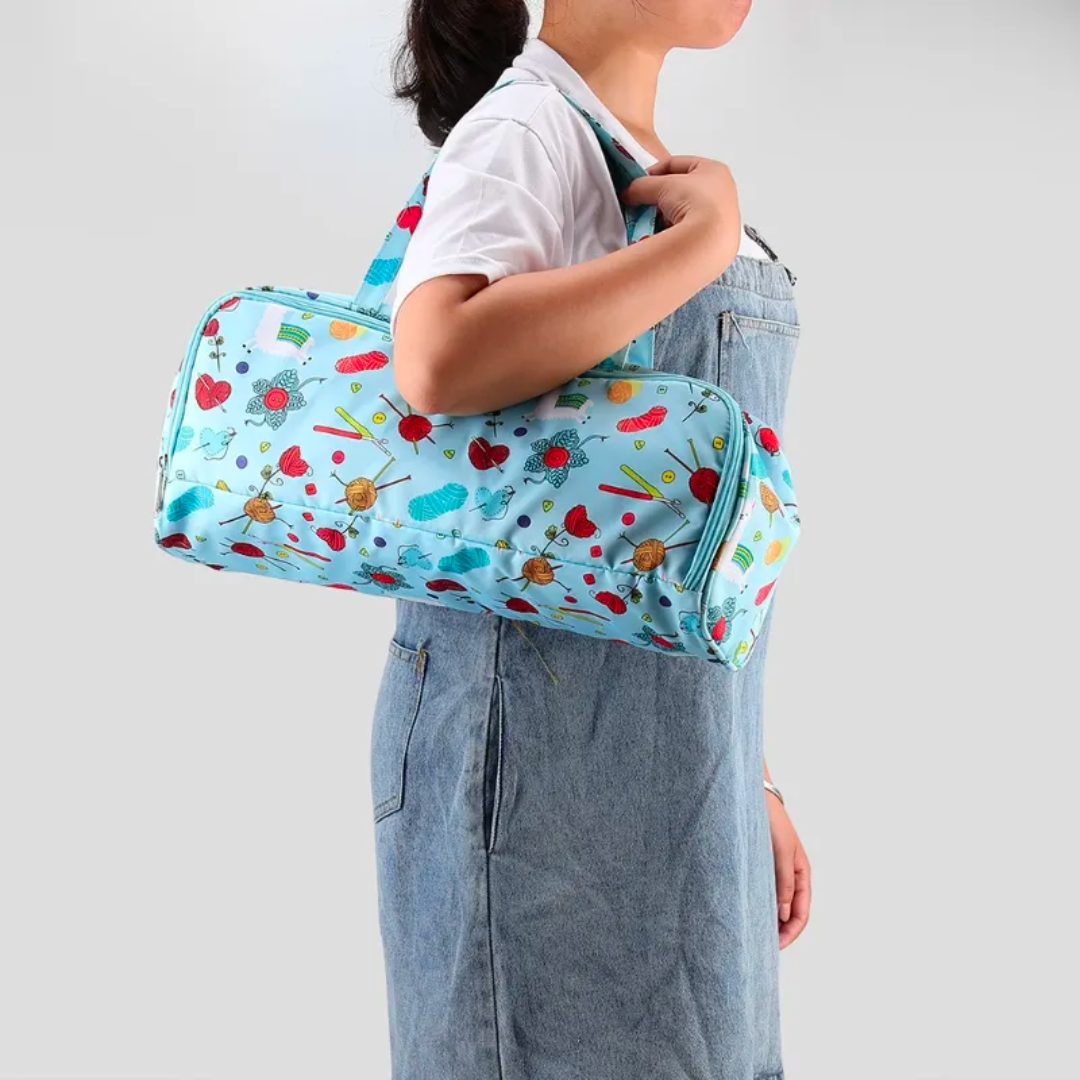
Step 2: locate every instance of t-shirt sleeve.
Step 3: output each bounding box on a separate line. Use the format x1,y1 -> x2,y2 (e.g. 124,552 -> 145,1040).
389,115 -> 568,334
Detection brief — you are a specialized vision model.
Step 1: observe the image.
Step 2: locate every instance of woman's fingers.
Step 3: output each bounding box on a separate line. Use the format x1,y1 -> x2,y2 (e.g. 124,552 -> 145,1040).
646,155 -> 705,175
775,843 -> 796,925
778,844 -> 812,950
620,175 -> 667,206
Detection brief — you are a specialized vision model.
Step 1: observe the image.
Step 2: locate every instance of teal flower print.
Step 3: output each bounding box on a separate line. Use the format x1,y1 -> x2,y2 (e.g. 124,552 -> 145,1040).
245,370 -> 325,430
523,429 -> 605,488
633,629 -> 687,653
354,563 -> 410,592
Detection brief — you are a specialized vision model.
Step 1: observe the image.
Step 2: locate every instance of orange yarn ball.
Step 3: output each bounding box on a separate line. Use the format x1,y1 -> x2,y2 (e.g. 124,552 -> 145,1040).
329,319 -> 362,340
632,539 -> 666,572
522,556 -> 555,586
343,477 -> 377,511
244,496 -> 276,524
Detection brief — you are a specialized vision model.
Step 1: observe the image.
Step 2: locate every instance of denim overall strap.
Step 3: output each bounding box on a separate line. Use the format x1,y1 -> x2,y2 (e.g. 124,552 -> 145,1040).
352,79 -> 658,369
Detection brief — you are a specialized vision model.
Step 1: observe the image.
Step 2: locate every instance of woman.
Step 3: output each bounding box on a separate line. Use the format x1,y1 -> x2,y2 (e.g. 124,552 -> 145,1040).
370,1 -> 810,1076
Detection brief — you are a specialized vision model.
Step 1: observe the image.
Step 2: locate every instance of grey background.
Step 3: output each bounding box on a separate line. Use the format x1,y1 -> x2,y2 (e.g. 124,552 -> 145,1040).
4,0 -> 1078,1077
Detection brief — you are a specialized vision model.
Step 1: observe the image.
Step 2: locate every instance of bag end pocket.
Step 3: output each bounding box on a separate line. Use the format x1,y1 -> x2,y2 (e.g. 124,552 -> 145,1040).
700,415 -> 801,669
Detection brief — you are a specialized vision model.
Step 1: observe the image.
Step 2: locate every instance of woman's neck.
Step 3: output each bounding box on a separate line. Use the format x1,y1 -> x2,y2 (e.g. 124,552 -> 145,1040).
537,23 -> 670,160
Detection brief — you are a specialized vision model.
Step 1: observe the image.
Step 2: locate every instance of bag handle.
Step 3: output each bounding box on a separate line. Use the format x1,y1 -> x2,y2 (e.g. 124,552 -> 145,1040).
351,81 -> 658,369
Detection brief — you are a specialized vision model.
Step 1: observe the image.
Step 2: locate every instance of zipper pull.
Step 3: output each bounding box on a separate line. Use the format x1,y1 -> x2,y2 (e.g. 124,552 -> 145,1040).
155,454 -> 168,514
742,223 -> 779,262
743,224 -> 797,285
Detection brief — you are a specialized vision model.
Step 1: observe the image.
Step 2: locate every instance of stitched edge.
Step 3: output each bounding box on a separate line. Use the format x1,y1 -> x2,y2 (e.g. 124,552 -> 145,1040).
387,639 -> 419,664
729,312 -> 801,337
484,624 -> 506,1080
372,645 -> 427,821
486,676 -> 505,854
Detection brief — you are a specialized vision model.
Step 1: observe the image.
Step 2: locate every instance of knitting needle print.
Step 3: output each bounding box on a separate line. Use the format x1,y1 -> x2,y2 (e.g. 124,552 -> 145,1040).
380,394 -> 454,454
619,519 -> 695,574
496,550 -> 570,593
599,464 -> 686,519
313,406 -> 393,458
498,594 -> 611,627
331,456 -> 412,512
219,538 -> 295,573
665,439 -> 719,505
497,504 -> 600,593
218,444 -> 310,533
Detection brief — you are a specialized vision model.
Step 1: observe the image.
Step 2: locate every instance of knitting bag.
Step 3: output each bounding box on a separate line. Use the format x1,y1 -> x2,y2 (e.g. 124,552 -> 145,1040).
153,87 -> 801,667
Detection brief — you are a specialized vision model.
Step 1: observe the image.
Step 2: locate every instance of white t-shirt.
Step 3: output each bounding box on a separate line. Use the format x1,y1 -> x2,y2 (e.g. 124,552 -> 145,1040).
389,37 -> 764,333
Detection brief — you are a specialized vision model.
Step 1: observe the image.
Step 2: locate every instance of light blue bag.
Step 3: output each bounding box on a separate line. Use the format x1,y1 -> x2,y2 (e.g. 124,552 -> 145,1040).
154,88 -> 801,666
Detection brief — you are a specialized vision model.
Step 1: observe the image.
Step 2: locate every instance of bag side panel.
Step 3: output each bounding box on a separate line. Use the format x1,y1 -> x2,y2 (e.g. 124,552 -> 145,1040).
702,412 -> 801,668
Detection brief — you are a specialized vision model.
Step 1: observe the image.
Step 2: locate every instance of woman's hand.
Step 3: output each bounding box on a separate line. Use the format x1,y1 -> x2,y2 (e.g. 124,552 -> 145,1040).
622,155 -> 742,272
767,793 -> 811,949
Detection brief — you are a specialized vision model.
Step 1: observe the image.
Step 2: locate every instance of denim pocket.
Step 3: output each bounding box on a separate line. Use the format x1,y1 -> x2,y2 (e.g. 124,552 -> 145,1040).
370,639 -> 428,823
717,311 -> 800,436
482,676 -> 505,852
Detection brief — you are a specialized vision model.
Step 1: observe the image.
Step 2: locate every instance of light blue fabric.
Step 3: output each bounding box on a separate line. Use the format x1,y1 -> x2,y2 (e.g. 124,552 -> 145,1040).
153,89 -> 801,667
371,245 -> 800,1080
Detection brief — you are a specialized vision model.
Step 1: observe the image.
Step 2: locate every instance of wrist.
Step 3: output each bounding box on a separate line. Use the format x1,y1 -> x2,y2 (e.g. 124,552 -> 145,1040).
675,213 -> 740,281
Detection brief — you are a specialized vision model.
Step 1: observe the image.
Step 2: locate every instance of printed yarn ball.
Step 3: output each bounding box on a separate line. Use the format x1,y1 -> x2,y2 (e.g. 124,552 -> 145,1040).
506,596 -> 539,615
631,538 -> 667,572
607,379 -> 640,404
399,414 -> 433,442
689,469 -> 719,505
343,477 -> 378,511
521,556 -> 555,586
243,496 -> 277,525
329,319 -> 362,340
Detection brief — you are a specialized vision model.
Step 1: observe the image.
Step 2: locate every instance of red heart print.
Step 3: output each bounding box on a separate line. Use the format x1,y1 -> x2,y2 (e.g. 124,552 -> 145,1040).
278,445 -> 310,478
468,437 -> 510,471
397,205 -> 423,234
194,374 -> 231,410
564,504 -> 598,539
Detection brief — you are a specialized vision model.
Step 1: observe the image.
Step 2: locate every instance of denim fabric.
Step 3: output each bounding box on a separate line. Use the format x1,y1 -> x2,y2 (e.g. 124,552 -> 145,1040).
370,250 -> 799,1080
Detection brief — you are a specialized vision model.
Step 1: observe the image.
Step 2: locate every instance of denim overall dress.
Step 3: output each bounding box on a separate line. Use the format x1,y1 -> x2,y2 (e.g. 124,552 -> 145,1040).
369,231 -> 799,1080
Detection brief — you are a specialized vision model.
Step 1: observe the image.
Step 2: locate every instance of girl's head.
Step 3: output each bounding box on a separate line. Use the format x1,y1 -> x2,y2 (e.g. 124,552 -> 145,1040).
394,0 -> 751,146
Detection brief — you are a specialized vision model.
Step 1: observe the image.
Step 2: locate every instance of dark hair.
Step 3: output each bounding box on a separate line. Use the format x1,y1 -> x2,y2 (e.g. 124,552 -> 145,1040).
394,0 -> 531,146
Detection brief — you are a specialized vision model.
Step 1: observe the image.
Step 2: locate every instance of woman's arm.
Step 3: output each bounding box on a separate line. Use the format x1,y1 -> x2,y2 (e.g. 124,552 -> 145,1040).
393,156 -> 739,416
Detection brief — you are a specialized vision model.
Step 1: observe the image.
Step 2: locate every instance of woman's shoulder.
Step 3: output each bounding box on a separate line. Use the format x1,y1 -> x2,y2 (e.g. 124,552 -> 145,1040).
442,75 -> 601,182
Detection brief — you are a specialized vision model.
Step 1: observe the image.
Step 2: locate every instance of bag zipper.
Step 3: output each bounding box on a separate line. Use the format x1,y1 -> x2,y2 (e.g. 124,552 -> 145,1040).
582,363 -> 745,593
680,408 -> 745,592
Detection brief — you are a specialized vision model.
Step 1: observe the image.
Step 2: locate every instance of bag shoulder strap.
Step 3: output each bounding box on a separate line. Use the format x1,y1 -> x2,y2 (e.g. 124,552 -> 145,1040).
352,78 -> 658,367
